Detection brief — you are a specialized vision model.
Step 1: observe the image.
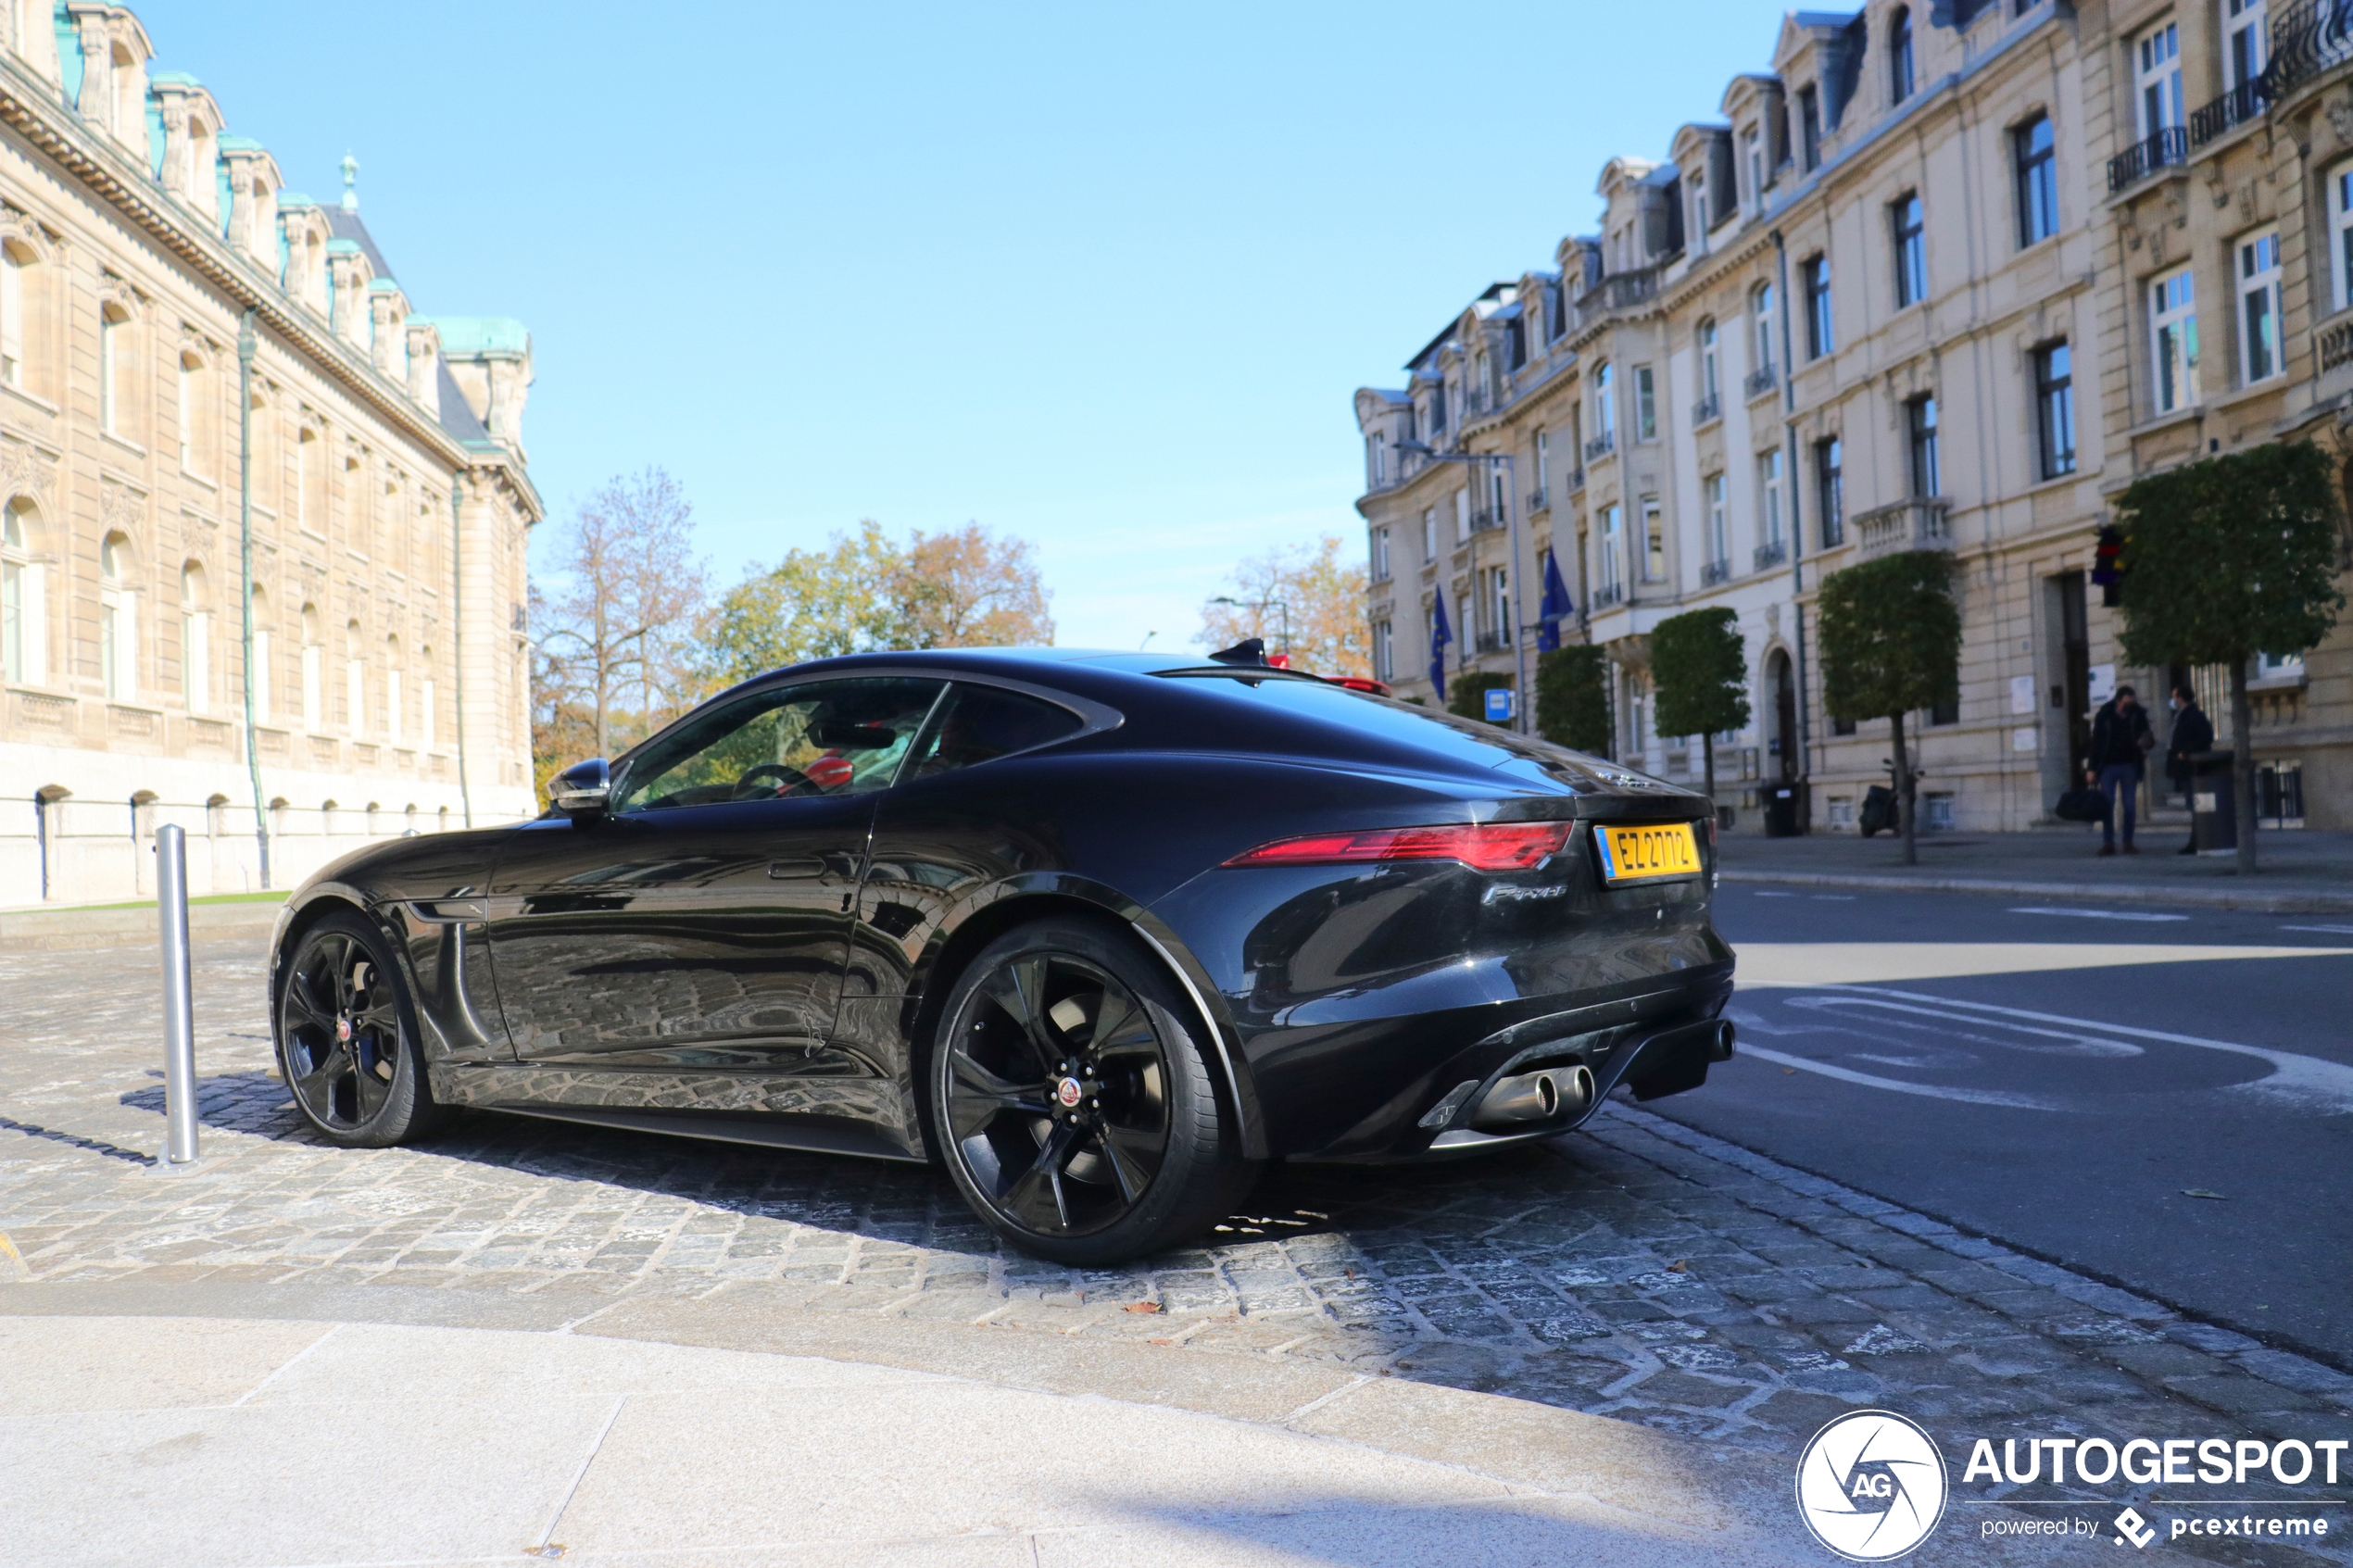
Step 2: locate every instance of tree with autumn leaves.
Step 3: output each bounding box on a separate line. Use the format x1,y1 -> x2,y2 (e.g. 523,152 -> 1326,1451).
1196,534 -> 1371,678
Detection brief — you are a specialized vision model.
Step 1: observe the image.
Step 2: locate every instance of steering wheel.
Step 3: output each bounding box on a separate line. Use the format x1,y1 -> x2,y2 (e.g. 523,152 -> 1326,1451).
735,762 -> 820,798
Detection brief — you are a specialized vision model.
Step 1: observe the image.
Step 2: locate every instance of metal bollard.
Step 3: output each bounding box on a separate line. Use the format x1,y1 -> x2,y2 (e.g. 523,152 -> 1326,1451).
157,822 -> 200,1166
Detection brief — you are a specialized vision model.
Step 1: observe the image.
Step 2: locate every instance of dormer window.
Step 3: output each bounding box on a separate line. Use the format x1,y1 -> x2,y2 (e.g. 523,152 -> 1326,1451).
1799,86 -> 1822,169
1890,7 -> 1916,105
1691,168 -> 1709,232
1743,128 -> 1766,207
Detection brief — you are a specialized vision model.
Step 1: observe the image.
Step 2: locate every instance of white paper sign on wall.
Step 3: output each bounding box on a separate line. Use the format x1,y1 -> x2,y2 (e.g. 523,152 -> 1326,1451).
2088,663 -> 2116,705
2009,674 -> 2036,715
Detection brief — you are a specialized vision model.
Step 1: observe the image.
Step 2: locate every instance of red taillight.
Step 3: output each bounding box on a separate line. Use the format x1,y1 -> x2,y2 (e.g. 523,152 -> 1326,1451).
1223,822 -> 1575,872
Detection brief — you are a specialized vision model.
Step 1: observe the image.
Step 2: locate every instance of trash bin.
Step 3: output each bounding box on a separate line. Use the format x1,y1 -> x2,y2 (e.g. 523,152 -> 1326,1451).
2189,750 -> 2236,853
1764,782 -> 1804,837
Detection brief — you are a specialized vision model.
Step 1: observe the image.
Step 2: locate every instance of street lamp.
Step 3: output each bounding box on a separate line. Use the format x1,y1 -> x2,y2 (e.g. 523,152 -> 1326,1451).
1394,439 -> 1529,734
1209,595 -> 1290,659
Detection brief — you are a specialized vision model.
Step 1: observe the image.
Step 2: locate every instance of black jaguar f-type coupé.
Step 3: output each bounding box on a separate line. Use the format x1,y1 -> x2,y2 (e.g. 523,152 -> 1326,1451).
268,646 -> 1736,1263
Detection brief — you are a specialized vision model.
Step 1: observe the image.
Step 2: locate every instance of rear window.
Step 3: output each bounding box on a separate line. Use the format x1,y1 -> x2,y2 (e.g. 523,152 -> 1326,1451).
1156,673 -> 1670,794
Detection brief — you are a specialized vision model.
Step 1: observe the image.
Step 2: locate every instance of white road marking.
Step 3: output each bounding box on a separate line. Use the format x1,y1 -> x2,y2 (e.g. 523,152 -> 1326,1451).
2009,906 -> 2191,922
1784,994 -> 2144,1058
1818,986 -> 2353,1116
2282,924 -> 2353,935
1754,891 -> 1799,897
1811,895 -> 1856,901
1734,1040 -> 2065,1110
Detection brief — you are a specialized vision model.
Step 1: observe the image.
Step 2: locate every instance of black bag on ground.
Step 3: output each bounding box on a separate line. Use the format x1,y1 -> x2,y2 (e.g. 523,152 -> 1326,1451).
2054,786 -> 2107,822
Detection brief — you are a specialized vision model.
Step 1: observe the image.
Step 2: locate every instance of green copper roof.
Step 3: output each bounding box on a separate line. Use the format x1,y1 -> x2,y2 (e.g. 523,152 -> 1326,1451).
217,134 -> 264,153
323,238 -> 361,254
415,317 -> 528,357
277,192 -> 316,208
367,277 -> 400,292
147,70 -> 201,87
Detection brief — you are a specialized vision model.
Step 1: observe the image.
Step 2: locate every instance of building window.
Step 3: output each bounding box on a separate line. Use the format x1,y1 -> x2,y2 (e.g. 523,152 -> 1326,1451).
1486,565 -> 1512,640
1893,194 -> 1926,307
1535,428 -> 1551,495
1799,85 -> 1822,170
1816,436 -> 1843,546
1370,524 -> 1390,582
2014,113 -> 2057,246
1372,620 -> 1393,683
2239,228 -> 2282,383
1698,318 -> 1719,405
2150,267 -> 2200,412
1758,449 -> 1785,547
99,307 -> 123,433
1600,504 -> 1623,593
1803,256 -> 1832,358
1706,474 -> 1729,569
1752,282 -> 1776,377
1743,127 -> 1766,208
1891,6 -> 1916,104
1633,364 -> 1656,440
1907,395 -> 1941,496
346,621 -> 365,736
2330,165 -> 2353,313
1690,169 -> 1709,235
301,607 -> 322,731
2225,0 -> 2267,93
0,245 -> 21,388
1,504 -> 43,686
1642,497 -> 1665,582
1546,279 -> 1566,341
1507,315 -> 1527,370
1421,508 -> 1437,561
1453,488 -> 1469,544
1365,435 -> 1385,490
1430,382 -> 1447,433
2034,341 -> 2076,479
181,564 -> 208,714
2137,22 -> 2183,140
99,533 -> 134,702
1594,360 -> 1615,442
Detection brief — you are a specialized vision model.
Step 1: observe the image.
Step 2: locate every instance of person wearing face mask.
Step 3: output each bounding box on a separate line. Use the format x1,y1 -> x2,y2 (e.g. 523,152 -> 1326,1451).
2163,683 -> 2214,856
2085,684 -> 2155,856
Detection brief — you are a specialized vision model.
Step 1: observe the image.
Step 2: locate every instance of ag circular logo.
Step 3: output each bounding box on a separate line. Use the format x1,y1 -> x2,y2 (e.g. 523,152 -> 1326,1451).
1794,1409 -> 1948,1561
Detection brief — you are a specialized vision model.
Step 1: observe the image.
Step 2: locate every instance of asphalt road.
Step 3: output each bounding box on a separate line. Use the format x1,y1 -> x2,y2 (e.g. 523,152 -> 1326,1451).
1651,884 -> 2353,1367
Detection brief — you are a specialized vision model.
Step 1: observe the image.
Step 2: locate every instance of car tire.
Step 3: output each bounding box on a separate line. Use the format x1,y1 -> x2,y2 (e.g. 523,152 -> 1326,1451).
928,915 -> 1256,1265
276,909 -> 449,1148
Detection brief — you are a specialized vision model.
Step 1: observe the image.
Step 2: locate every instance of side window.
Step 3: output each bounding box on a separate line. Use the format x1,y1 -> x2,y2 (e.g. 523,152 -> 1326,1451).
614,678 -> 945,812
905,684 -> 1084,779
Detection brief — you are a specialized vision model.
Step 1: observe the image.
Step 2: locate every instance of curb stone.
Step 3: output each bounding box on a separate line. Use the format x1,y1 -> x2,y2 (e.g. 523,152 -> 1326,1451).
1717,867 -> 2353,914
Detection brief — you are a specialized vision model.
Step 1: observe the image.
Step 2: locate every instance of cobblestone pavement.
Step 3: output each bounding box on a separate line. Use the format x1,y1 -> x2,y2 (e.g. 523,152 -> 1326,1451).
5,937 -> 2350,1560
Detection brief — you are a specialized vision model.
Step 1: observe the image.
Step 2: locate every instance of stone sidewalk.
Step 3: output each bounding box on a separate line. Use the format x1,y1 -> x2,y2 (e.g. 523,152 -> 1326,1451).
4,935 -> 2350,1563
1718,828 -> 2353,913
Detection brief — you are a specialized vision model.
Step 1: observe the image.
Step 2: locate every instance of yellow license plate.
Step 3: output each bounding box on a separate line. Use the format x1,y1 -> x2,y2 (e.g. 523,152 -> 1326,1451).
1595,822 -> 1702,884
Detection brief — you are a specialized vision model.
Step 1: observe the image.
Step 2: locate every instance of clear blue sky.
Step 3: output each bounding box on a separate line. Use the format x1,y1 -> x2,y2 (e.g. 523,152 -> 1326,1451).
136,1 -> 1794,653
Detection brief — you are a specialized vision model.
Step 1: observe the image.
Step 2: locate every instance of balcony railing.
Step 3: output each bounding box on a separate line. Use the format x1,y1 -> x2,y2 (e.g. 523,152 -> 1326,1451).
1692,391 -> 1721,425
1754,539 -> 1789,571
1743,366 -> 1779,401
1468,508 -> 1507,535
2107,126 -> 2189,193
1473,630 -> 1510,655
1852,496 -> 1953,560
1591,582 -> 1626,609
2190,80 -> 2269,144
1583,430 -> 1617,462
2319,319 -> 2353,372
1700,558 -> 1733,586
2259,0 -> 2353,100
1566,466 -> 1587,493
1527,486 -> 1551,512
1577,265 -> 1661,318
1463,386 -> 1491,417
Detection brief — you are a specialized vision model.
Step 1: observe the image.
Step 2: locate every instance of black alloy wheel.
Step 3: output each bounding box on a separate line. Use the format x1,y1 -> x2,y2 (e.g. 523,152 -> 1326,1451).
277,911 -> 444,1147
931,918 -> 1254,1264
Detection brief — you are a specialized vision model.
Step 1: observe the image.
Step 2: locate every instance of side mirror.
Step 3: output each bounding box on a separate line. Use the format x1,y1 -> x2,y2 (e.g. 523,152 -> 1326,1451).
552,758 -> 611,820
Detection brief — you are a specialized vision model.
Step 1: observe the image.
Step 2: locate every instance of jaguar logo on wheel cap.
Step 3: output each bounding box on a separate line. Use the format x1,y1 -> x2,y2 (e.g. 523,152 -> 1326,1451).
1056,1077 -> 1083,1108
335,1015 -> 352,1043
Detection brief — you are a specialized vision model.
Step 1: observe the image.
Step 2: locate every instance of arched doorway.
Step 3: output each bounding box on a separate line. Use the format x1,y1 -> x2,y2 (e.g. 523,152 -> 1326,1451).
1766,649 -> 1798,782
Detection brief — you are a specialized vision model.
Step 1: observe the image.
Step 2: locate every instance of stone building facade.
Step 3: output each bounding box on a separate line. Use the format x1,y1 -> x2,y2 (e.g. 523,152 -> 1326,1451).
1,3 -> 541,903
1357,0 -> 2352,834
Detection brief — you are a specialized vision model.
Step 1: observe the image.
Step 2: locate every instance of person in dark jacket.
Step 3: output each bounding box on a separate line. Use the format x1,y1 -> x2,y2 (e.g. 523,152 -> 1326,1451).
2085,684 -> 2154,855
2165,684 -> 2215,855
